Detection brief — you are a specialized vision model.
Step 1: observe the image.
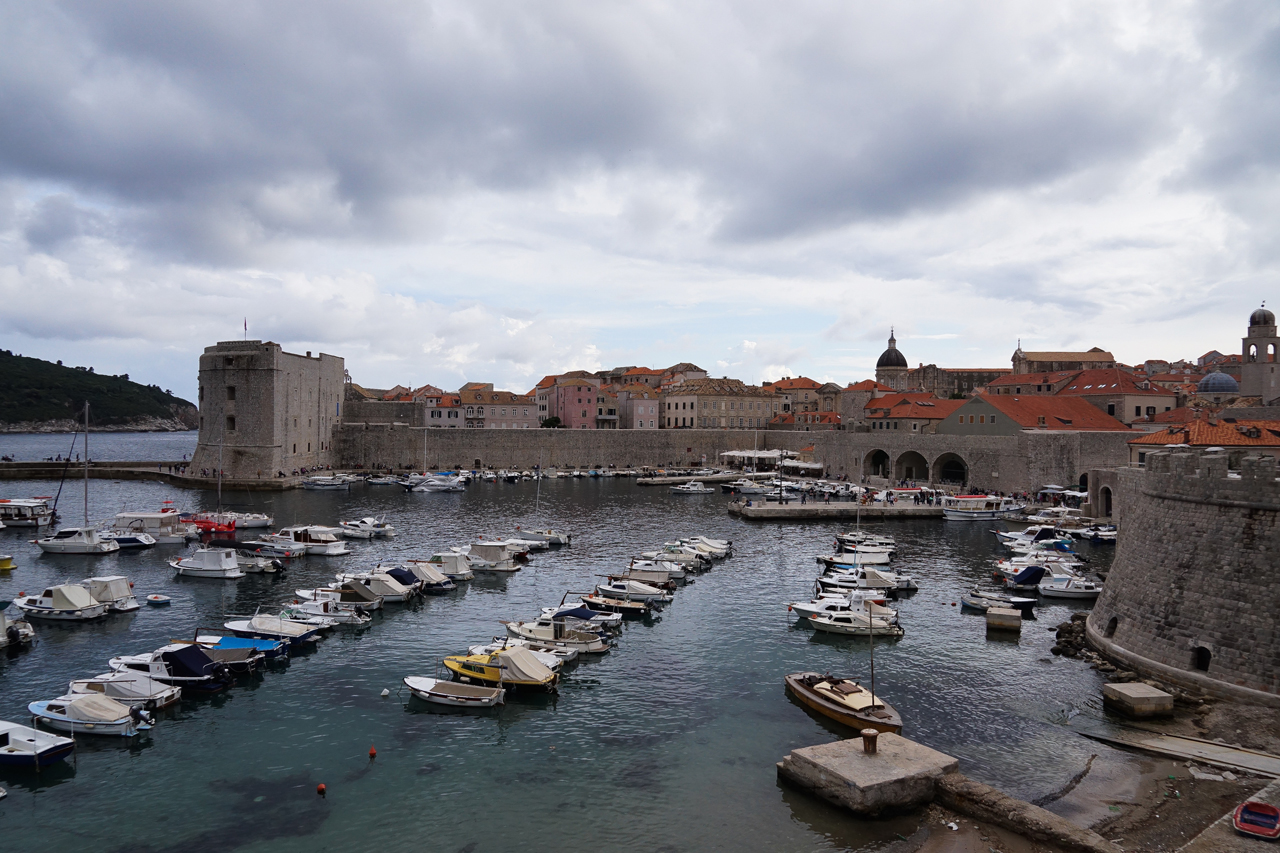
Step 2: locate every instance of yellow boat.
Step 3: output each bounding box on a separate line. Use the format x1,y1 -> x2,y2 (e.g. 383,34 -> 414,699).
0,554 -> 15,572
443,646 -> 558,691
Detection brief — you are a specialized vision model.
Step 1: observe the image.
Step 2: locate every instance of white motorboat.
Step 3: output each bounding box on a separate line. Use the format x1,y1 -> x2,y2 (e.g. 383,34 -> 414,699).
0,498 -> 55,527
68,670 -> 182,710
383,561 -> 456,594
1038,577 -> 1104,599
29,695 -> 152,737
467,641 -> 565,671
638,544 -> 709,567
504,619 -> 612,653
0,605 -> 36,648
942,494 -> 1028,521
240,538 -> 308,558
270,526 -> 351,556
403,676 -> 505,707
684,535 -> 732,556
226,512 -> 273,528
109,644 -> 235,693
627,559 -> 686,579
293,581 -> 384,611
538,604 -> 623,630
13,585 -> 108,621
302,476 -> 350,490
331,572 -> 416,602
671,481 -> 715,494
409,475 -> 466,492
101,530 -> 158,549
808,612 -> 905,637
513,527 -> 572,545
595,579 -> 672,603
340,517 -> 397,538
787,592 -> 894,621
671,539 -> 729,560
282,600 -> 372,625
113,510 -> 197,544
458,542 -> 521,573
960,589 -> 1037,611
819,566 -> 917,592
365,475 -> 403,485
34,526 -> 120,555
78,576 -> 140,612
0,720 -> 75,768
170,548 -> 246,579
223,611 -> 327,644
819,549 -> 892,567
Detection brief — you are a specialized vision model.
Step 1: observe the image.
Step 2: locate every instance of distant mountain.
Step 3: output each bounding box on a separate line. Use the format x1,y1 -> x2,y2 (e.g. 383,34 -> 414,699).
0,349 -> 198,432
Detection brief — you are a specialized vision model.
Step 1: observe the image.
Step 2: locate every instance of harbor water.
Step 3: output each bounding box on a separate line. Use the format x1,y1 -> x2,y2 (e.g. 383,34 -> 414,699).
0,433 -> 1118,852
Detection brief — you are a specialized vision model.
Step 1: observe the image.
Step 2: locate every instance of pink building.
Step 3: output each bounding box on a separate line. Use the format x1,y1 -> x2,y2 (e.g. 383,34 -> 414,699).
615,383 -> 661,429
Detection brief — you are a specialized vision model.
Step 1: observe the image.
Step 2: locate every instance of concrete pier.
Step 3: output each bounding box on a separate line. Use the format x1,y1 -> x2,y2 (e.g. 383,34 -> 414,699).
728,500 -> 943,520
1102,682 -> 1174,718
777,733 -> 957,816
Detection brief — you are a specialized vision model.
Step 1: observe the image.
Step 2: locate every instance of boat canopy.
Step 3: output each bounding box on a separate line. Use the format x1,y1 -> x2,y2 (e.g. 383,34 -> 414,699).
85,576 -> 130,602
50,584 -> 99,610
333,582 -> 381,603
1010,565 -> 1048,585
160,645 -> 218,678
382,567 -> 422,587
497,647 -> 554,683
552,606 -> 601,622
249,615 -> 312,637
469,543 -> 509,562
406,563 -> 449,584
60,693 -> 132,722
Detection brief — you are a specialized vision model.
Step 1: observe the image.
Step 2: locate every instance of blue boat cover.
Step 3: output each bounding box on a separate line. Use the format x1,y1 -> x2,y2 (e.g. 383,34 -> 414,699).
554,606 -> 601,621
1011,565 -> 1047,585
161,644 -> 217,678
383,567 -> 419,587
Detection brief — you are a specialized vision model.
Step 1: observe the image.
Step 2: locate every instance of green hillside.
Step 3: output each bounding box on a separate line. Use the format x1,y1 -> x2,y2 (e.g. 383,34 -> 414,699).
0,349 -> 196,427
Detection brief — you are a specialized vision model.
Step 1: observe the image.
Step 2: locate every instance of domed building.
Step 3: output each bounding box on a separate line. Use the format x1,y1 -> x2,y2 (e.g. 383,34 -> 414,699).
1241,303 -> 1279,403
874,330 -> 909,391
1197,370 -> 1239,395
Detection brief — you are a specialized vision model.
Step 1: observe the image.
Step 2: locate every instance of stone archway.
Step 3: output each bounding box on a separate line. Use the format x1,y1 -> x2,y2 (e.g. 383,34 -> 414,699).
1078,472 -> 1089,491
932,452 -> 968,486
864,449 -> 890,479
894,450 -> 929,483
1100,486 -> 1113,518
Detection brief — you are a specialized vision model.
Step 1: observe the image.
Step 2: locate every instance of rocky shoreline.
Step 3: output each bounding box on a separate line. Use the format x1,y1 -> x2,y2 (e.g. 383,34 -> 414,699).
0,416 -> 196,434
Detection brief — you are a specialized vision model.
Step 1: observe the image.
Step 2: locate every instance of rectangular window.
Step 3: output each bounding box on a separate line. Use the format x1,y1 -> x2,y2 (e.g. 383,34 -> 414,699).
1138,451 -> 1147,465
1134,406 -> 1141,417
226,416 -> 236,432
979,415 -> 985,424
1107,404 -> 1115,416
990,415 -> 996,424
226,386 -> 236,401
969,415 -> 975,424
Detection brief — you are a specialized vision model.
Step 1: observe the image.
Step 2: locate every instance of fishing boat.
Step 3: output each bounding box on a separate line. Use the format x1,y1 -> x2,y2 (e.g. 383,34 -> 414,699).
340,517 -> 396,538
113,510 -> 198,544
403,676 -> 505,707
109,645 -> 235,693
784,672 -> 903,734
442,646 -> 559,691
504,618 -> 612,653
239,538 -> 307,558
169,547 -> 246,579
68,670 -> 182,710
671,481 -> 715,494
282,600 -> 372,625
960,589 -> 1037,611
807,612 -> 905,637
578,592 -> 652,616
0,720 -> 75,767
0,605 -> 35,648
1233,800 -> 1280,840
29,694 -> 153,737
78,576 -> 140,612
13,585 -> 109,621
1037,577 -> 1103,599
0,498 -> 54,527
34,526 -> 120,555
301,476 -> 350,491
942,494 -> 1028,521
458,542 -> 521,573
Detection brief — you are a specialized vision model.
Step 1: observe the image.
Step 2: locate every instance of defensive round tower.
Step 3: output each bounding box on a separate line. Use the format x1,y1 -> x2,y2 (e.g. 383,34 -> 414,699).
189,340 -> 345,479
1086,449 -> 1280,705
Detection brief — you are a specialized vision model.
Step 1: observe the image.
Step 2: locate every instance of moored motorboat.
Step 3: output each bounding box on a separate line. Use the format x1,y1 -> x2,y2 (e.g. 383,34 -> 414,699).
514,527 -> 572,545
223,611 -> 327,645
109,644 -> 235,693
68,670 -> 182,710
100,530 -> 158,549
0,604 -> 35,648
0,498 -> 55,527
13,584 -> 108,621
807,612 -> 905,637
459,542 -> 521,573
403,676 -> 505,707
385,561 -> 456,594
443,646 -> 559,690
942,494 -> 1028,521
239,538 -> 307,558
78,576 -> 140,612
960,588 -> 1037,611
29,694 -> 153,737
282,600 -> 372,625
170,548 -> 246,579
293,581 -> 384,612
0,720 -> 75,767
340,517 -> 397,538
270,525 -> 352,556
578,593 -> 652,616
408,553 -> 474,582
1037,577 -> 1103,599
784,672 -> 903,734
34,526 -> 120,555
332,571 -> 418,602
594,579 -> 671,603
504,618 -> 612,654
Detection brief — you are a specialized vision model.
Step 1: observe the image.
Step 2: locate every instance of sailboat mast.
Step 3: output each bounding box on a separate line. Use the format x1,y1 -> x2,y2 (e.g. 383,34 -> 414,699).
866,598 -> 876,706
83,401 -> 90,526
535,451 -> 542,516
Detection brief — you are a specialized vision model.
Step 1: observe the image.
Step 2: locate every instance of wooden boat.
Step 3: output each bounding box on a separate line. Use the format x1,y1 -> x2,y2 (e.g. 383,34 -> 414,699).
579,593 -> 651,616
784,672 -> 902,734
442,646 -> 558,691
1234,801 -> 1280,840
403,676 -> 505,707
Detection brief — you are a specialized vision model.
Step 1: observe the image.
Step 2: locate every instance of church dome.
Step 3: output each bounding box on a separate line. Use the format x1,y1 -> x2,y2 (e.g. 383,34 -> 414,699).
876,331 -> 908,369
1250,306 -> 1275,327
1197,371 -> 1239,394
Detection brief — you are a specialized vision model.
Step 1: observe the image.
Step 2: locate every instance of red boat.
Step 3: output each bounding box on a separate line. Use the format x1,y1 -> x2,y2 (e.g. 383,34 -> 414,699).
193,517 -> 235,533
1234,801 -> 1280,840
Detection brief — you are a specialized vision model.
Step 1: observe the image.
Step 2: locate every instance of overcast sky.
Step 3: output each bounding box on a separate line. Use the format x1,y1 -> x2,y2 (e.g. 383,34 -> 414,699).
2,1 -> 1278,401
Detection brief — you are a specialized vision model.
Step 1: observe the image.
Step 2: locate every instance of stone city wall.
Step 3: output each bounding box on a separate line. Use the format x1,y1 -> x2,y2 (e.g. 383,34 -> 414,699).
1086,450 -> 1280,703
333,424 -> 1131,492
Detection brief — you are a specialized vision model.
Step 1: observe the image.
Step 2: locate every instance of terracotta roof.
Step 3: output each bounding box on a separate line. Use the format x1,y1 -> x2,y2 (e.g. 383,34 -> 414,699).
1129,419 -> 1280,447
623,367 -> 661,376
979,396 -> 1130,431
411,384 -> 445,398
768,376 -> 822,390
556,376 -> 597,387
1146,372 -> 1205,383
846,379 -> 893,391
1056,368 -> 1174,398
866,392 -> 937,410
617,383 -> 658,395
665,378 -> 772,396
664,363 -> 704,374
987,371 -> 1077,387
769,414 -> 795,424
866,399 -> 966,420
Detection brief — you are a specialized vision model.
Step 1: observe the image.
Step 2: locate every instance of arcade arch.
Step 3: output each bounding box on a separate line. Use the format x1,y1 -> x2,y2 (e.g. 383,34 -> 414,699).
932,452 -> 968,486
894,451 -> 928,482
864,449 -> 890,479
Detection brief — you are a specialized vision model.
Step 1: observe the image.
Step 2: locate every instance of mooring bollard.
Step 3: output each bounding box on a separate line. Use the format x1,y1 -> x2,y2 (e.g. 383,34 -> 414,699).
860,728 -> 879,754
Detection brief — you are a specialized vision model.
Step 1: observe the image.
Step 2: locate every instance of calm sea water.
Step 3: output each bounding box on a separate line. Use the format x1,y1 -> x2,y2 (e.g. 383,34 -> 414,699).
0,434 -> 1117,852
0,431 -> 198,462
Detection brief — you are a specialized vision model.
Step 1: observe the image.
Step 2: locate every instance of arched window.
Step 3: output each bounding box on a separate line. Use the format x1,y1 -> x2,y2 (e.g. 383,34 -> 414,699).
1250,344 -> 1259,362
1105,616 -> 1118,638
1193,646 -> 1211,671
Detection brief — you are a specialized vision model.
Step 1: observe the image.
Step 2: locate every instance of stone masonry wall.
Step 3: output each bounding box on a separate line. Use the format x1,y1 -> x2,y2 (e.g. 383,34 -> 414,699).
1086,450 -> 1280,700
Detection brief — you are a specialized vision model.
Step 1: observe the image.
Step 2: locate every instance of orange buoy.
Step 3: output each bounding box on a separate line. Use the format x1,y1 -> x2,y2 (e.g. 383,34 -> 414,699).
951,602 -> 956,606
369,745 -> 377,759
316,783 -> 326,796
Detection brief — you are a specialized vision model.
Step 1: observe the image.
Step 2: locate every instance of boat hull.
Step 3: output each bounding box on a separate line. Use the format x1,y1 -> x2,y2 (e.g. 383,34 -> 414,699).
784,673 -> 902,734
404,677 -> 504,707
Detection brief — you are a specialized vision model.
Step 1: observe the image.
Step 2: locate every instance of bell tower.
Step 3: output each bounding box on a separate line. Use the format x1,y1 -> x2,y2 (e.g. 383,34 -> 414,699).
1241,304 -> 1280,402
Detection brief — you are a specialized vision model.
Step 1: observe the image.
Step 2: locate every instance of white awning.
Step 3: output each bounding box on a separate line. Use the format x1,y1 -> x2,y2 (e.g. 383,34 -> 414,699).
718,449 -> 798,459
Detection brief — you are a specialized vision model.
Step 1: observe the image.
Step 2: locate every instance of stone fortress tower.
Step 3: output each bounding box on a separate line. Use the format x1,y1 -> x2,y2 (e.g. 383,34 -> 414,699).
1086,449 -> 1279,704
1241,304 -> 1280,403
188,340 -> 345,479
874,329 -> 909,391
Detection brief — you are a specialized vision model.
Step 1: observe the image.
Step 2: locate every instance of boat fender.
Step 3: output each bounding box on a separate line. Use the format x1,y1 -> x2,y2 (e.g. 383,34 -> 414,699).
316,783 -> 326,797
380,688 -> 389,697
